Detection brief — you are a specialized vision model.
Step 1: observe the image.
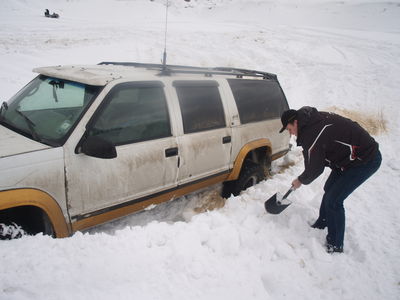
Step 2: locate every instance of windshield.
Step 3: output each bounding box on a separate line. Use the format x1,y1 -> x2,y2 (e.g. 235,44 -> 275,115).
0,75 -> 101,146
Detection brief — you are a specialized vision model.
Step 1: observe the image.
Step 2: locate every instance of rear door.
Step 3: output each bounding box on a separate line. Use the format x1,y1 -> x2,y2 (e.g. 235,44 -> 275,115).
173,80 -> 232,184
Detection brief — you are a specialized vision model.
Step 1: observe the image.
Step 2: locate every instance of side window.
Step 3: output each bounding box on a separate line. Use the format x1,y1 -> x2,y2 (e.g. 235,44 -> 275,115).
227,79 -> 289,124
88,82 -> 171,145
174,81 -> 226,134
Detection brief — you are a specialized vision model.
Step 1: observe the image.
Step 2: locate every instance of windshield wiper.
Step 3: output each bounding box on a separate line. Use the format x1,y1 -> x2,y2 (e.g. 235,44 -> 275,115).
49,80 -> 64,103
15,109 -> 41,142
0,102 -> 8,123
0,101 -> 7,115
0,101 -> 8,111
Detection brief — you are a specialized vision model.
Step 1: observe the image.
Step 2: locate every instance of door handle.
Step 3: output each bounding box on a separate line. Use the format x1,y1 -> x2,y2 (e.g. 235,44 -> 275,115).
165,147 -> 178,157
222,136 -> 231,144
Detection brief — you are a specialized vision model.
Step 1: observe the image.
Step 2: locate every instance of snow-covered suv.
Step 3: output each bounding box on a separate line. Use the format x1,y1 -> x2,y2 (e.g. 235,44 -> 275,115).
0,62 -> 290,238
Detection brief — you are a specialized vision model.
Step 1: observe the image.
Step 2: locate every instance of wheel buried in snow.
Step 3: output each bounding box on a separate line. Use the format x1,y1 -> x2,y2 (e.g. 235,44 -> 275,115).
222,162 -> 266,198
0,223 -> 25,240
0,206 -> 54,240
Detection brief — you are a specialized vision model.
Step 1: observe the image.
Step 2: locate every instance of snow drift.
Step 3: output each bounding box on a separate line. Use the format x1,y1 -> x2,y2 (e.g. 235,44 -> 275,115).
0,0 -> 399,299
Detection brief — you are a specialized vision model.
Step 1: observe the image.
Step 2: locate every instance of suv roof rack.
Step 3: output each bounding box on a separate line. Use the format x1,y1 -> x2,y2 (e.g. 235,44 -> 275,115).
98,61 -> 277,80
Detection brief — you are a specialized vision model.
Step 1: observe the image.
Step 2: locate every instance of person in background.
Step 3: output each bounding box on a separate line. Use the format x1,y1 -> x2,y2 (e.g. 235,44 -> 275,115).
279,106 -> 381,253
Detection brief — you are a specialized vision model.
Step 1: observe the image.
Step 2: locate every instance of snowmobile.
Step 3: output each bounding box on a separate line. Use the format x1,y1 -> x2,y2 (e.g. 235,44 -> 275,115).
44,9 -> 59,19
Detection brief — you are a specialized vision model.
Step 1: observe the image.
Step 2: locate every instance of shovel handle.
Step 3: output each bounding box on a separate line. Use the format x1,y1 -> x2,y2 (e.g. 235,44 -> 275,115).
282,186 -> 295,200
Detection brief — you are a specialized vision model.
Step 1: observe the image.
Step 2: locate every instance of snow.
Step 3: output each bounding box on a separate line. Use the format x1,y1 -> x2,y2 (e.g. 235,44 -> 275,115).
1,0 -> 400,299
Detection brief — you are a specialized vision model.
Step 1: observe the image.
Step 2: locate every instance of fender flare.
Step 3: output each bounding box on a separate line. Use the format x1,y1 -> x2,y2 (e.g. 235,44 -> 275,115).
0,189 -> 70,238
226,138 -> 272,181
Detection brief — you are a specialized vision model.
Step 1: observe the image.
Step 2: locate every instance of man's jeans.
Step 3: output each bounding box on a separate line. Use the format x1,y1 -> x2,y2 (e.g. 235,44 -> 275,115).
318,150 -> 382,249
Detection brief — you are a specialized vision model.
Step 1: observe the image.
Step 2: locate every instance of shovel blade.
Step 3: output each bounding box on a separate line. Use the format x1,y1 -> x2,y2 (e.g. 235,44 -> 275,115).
264,193 -> 291,214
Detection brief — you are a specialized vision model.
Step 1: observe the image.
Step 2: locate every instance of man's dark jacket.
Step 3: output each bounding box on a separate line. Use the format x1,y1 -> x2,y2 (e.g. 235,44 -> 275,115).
296,106 -> 379,185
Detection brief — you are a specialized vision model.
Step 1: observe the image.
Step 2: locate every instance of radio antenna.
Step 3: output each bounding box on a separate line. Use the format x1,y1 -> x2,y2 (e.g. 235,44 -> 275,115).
162,0 -> 169,72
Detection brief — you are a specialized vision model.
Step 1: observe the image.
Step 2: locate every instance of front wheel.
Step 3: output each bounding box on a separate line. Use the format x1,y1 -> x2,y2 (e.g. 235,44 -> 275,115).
222,162 -> 265,197
0,206 -> 54,240
0,223 -> 25,240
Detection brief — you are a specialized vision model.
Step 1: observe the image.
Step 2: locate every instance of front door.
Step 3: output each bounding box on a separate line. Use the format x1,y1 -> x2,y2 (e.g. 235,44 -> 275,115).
65,81 -> 179,219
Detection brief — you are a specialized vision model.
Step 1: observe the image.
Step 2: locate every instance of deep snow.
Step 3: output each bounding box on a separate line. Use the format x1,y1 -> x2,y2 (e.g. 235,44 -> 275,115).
0,0 -> 400,299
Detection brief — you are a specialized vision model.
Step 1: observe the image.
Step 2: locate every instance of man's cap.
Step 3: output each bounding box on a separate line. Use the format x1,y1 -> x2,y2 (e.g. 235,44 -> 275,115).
279,109 -> 298,133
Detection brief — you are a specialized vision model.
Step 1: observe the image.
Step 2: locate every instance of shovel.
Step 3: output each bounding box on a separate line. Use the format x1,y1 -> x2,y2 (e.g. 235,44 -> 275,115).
264,186 -> 295,214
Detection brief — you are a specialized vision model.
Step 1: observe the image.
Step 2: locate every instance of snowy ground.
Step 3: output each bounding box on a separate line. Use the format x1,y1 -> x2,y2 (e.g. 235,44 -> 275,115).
1,0 -> 400,299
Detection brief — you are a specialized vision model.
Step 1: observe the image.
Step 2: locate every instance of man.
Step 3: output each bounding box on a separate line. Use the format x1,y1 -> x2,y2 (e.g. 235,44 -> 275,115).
279,106 -> 381,253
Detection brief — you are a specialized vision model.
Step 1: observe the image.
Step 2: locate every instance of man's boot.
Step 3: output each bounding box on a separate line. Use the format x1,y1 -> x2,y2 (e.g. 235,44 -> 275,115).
311,217 -> 327,229
325,236 -> 343,253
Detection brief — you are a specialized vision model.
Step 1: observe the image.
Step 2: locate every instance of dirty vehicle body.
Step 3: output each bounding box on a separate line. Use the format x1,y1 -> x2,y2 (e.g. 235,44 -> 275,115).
0,62 -> 290,238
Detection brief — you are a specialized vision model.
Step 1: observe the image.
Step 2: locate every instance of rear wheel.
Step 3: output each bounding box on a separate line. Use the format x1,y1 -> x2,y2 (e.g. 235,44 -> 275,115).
222,162 -> 265,198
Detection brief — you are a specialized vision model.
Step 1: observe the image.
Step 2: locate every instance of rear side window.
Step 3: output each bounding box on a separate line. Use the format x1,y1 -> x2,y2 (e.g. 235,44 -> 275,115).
88,82 -> 171,145
227,79 -> 288,124
174,81 -> 226,134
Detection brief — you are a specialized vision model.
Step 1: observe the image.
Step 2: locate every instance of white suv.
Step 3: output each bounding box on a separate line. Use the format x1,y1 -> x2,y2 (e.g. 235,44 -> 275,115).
0,62 -> 290,238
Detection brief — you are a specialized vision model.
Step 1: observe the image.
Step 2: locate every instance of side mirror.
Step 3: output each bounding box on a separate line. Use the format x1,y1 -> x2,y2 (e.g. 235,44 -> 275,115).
80,136 -> 117,159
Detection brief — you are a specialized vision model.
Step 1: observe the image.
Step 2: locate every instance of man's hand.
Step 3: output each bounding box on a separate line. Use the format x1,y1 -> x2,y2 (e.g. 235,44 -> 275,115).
292,178 -> 302,189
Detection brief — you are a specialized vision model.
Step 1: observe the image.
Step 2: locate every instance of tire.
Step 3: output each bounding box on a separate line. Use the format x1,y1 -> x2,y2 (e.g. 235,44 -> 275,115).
0,223 -> 25,240
0,207 -> 53,240
222,162 -> 266,197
